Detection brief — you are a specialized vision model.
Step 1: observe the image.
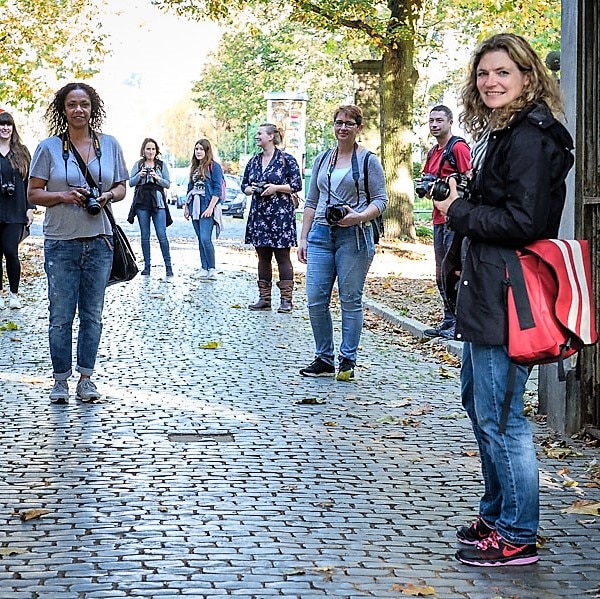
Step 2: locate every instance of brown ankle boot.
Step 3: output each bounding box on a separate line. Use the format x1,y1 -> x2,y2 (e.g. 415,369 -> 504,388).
277,280 -> 293,313
248,280 -> 272,310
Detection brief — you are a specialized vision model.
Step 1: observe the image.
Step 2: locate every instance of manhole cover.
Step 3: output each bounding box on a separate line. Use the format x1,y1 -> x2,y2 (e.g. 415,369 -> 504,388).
168,433 -> 234,443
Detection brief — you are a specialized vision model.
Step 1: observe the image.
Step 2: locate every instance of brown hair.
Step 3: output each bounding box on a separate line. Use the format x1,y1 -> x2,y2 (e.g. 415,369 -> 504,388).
190,138 -> 215,180
459,33 -> 565,140
0,112 -> 31,179
333,105 -> 363,126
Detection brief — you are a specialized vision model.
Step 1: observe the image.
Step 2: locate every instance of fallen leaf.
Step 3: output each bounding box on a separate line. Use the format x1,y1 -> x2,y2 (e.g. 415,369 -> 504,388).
391,582 -> 437,596
438,366 -> 457,379
285,568 -> 306,576
296,398 -> 326,405
199,340 -> 221,349
0,321 -> 18,331
440,412 -> 467,420
409,403 -> 433,416
336,369 -> 354,382
323,421 -> 337,427
231,303 -> 242,308
19,509 -> 50,521
0,547 -> 28,556
545,447 -> 584,459
563,500 -> 600,515
377,415 -> 401,425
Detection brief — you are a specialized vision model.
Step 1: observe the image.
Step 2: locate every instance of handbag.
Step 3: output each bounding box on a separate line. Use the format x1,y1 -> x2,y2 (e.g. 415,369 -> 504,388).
500,240 -> 597,367
498,240 -> 598,434
103,205 -> 139,286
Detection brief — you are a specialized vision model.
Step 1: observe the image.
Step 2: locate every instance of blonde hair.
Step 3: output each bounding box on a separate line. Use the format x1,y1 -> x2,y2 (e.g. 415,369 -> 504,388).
459,33 -> 565,140
258,123 -> 283,146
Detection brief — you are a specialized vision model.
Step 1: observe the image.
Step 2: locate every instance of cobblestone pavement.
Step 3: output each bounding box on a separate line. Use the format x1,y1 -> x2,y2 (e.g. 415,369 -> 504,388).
0,239 -> 599,599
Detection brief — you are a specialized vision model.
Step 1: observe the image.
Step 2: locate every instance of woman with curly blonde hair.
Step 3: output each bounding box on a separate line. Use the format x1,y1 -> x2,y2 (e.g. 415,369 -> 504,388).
434,33 -> 574,567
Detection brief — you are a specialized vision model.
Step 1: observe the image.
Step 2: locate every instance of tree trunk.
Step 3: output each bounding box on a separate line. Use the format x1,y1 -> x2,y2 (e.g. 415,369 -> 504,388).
380,35 -> 418,240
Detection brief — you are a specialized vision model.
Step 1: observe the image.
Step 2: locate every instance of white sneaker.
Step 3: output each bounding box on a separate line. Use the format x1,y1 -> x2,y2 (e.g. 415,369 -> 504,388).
8,292 -> 21,309
206,268 -> 217,280
199,269 -> 209,279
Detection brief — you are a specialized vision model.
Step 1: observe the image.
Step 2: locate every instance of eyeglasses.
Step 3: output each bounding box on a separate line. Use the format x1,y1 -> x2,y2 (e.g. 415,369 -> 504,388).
334,120 -> 358,129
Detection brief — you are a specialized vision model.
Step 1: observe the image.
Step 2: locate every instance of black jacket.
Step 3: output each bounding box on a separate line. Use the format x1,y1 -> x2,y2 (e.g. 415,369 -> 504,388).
446,102 -> 574,346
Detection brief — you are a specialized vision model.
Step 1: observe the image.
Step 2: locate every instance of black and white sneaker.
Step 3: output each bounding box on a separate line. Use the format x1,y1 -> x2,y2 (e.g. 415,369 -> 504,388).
299,358 -> 335,377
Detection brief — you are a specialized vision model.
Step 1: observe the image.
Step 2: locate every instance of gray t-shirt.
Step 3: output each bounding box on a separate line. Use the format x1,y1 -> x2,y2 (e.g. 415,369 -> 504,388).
29,134 -> 129,240
306,146 -> 387,225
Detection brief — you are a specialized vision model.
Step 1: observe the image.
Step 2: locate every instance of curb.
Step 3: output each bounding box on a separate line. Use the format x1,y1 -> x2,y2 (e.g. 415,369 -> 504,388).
364,295 -> 464,358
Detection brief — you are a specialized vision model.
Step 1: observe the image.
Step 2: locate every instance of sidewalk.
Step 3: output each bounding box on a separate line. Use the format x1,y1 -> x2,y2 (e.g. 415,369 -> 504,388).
0,239 -> 598,599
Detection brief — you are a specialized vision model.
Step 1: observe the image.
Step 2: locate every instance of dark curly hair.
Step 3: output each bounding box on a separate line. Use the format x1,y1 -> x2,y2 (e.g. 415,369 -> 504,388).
45,82 -> 106,136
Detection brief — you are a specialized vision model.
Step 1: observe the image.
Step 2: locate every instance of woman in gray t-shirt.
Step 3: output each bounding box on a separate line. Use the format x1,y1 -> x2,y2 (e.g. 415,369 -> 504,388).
28,82 -> 128,404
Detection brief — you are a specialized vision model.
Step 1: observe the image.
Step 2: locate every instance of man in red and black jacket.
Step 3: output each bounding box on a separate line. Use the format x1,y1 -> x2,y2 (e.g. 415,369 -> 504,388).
421,105 -> 471,339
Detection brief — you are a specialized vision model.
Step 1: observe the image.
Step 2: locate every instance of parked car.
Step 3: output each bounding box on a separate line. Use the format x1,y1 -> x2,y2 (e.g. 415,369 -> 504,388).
221,174 -> 247,219
167,167 -> 190,209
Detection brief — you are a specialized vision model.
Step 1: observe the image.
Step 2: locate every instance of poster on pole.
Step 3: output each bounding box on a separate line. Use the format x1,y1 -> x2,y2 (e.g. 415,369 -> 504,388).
265,92 -> 308,179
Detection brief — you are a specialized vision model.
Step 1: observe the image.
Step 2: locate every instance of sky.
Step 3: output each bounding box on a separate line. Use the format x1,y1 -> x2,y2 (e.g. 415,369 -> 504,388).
86,0 -> 222,162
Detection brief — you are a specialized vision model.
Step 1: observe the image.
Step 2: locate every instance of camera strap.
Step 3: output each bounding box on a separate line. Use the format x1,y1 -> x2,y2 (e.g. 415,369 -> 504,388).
61,131 -> 103,193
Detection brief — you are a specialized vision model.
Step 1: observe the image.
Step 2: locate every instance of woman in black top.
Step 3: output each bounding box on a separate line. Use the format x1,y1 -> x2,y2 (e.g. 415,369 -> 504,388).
434,33 -> 574,568
0,112 -> 33,310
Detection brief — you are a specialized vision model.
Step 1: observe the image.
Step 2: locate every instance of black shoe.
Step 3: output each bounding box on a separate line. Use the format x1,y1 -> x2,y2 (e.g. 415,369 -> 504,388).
423,327 -> 442,338
299,358 -> 335,377
455,530 -> 539,567
457,516 -> 495,545
438,326 -> 455,340
141,268 -> 150,276
336,358 -> 355,382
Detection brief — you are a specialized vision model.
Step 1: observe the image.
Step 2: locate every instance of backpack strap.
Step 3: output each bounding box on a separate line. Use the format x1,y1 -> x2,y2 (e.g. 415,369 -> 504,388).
435,135 -> 465,177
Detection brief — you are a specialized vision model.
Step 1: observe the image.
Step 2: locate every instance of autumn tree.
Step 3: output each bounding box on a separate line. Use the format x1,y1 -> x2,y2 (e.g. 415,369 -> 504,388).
157,0 -> 560,240
188,21 -> 357,166
0,0 -> 108,112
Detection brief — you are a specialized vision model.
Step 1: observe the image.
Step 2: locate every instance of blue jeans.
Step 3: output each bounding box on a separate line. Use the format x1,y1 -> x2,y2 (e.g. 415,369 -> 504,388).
305,223 -> 375,366
461,342 -> 538,544
44,237 -> 113,379
191,218 -> 215,270
136,208 -> 172,269
433,222 -> 455,329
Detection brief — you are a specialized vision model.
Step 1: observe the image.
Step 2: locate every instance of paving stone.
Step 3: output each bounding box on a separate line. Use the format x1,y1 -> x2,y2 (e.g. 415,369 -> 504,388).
0,241 -> 598,598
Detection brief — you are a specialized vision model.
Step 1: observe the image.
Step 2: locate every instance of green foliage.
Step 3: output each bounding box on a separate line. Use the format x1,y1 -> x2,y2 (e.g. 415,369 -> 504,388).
191,16 -> 355,162
0,0 -> 108,111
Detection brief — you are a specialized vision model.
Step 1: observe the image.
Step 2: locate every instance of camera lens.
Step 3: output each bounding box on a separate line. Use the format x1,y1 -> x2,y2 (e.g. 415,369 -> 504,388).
86,198 -> 102,215
325,204 -> 347,225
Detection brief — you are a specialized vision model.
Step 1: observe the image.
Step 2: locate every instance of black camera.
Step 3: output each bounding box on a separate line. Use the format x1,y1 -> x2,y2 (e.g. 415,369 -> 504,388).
84,187 -> 102,215
253,181 -> 268,194
325,203 -> 348,225
415,174 -> 437,198
429,173 -> 470,202
1,182 -> 15,196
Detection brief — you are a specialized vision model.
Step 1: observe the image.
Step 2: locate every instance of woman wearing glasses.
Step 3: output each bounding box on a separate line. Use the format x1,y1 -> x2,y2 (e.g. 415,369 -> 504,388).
242,123 -> 302,313
0,111 -> 33,310
298,105 -> 387,381
28,82 -> 128,404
